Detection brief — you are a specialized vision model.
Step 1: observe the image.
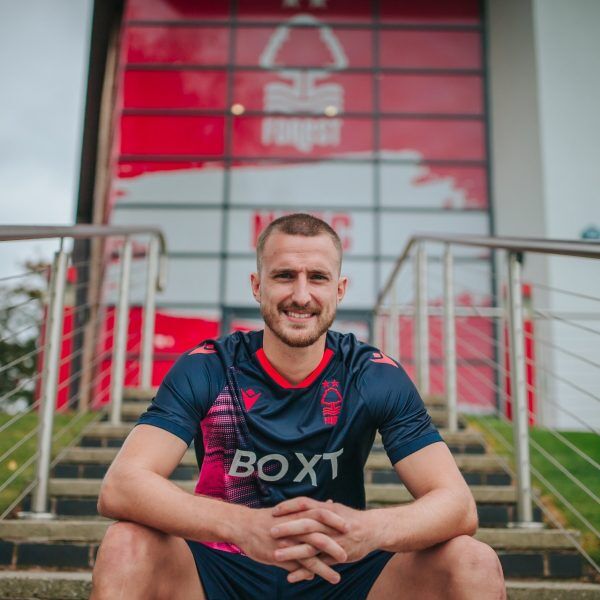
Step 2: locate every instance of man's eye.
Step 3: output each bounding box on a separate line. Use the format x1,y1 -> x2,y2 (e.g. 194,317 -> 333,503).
311,274 -> 328,281
275,273 -> 293,279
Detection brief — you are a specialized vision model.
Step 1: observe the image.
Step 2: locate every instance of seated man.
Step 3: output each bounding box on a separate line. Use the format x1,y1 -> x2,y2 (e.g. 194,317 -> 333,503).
91,213 -> 505,599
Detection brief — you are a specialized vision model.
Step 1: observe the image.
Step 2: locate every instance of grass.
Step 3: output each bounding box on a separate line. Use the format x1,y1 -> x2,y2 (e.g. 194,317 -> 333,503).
0,410 -> 100,517
468,415 -> 600,565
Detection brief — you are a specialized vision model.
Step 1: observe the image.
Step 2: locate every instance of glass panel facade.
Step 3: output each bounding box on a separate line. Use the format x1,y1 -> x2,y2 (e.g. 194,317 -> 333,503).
109,0 -> 491,333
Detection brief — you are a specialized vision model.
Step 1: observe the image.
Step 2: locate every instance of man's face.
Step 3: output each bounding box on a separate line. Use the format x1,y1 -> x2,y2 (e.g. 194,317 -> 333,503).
251,233 -> 347,348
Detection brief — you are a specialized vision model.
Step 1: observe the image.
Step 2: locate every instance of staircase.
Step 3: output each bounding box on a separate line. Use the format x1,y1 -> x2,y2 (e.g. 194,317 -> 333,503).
1,391 -> 599,599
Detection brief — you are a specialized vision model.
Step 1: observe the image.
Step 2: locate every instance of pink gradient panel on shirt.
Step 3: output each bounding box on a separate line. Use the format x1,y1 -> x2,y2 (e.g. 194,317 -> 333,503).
195,384 -> 264,553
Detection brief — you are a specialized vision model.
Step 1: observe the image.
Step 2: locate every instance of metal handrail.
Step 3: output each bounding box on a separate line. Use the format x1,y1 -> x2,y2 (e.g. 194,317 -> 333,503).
0,225 -> 167,291
0,224 -> 165,245
1,224 -> 167,518
373,232 -> 600,529
375,234 -> 600,309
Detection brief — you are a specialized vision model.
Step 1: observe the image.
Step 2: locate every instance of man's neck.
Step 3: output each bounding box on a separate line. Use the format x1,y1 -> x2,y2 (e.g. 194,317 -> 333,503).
262,328 -> 327,386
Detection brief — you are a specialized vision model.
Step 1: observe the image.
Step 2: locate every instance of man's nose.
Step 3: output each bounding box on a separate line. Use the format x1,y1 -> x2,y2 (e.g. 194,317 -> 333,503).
291,276 -> 311,306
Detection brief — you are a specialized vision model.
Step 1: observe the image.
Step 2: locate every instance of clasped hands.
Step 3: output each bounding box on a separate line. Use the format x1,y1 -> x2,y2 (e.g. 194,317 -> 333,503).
238,497 -> 376,585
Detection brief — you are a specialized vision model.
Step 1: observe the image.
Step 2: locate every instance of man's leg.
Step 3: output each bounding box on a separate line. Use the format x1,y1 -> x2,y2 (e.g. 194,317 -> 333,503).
367,536 -> 505,600
90,521 -> 205,600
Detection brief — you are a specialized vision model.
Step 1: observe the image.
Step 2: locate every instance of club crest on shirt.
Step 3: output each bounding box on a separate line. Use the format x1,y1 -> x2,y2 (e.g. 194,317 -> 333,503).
320,379 -> 343,425
189,342 -> 217,355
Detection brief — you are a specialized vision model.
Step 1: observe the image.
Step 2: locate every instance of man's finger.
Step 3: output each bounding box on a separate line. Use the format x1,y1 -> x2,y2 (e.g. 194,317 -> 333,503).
272,497 -> 323,516
298,556 -> 341,585
274,542 -> 319,561
276,533 -> 347,563
304,508 -> 348,533
287,567 -> 316,583
271,517 -> 334,539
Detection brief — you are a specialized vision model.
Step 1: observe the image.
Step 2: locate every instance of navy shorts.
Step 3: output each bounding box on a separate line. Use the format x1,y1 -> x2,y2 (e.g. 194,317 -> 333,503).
186,540 -> 394,600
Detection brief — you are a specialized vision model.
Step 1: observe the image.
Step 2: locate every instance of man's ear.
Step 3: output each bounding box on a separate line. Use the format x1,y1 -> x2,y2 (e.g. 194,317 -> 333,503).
337,276 -> 348,303
250,272 -> 261,303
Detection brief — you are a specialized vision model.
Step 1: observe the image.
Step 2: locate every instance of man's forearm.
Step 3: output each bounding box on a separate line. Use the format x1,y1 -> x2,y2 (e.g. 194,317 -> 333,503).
98,464 -> 248,544
365,488 -> 478,554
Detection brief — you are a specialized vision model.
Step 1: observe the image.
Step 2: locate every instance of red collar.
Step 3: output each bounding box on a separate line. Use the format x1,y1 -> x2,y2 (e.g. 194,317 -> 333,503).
255,347 -> 334,389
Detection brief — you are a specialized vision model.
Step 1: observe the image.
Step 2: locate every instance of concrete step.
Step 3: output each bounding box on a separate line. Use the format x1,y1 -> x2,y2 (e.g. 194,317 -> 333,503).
43,478 -> 516,504
121,387 -> 449,408
506,581 -> 600,599
24,476 -> 529,525
58,446 -> 507,474
0,571 -> 92,599
116,401 -> 466,430
0,520 -> 586,580
81,423 -> 487,453
366,483 -> 517,504
1,571 -> 598,600
0,520 -> 578,549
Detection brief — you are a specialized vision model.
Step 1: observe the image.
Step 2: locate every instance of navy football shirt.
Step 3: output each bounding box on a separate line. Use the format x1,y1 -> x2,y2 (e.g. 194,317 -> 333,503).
138,330 -> 442,550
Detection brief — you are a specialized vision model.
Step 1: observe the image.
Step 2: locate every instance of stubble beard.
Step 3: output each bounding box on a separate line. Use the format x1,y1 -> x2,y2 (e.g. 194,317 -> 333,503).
260,301 -> 336,348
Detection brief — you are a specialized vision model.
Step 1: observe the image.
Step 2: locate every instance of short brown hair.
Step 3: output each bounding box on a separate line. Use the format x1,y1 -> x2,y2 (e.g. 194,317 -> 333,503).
256,213 -> 343,272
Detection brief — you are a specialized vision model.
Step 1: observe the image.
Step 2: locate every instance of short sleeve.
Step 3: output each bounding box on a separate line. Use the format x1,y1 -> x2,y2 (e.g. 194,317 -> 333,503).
362,362 -> 443,465
136,351 -> 216,445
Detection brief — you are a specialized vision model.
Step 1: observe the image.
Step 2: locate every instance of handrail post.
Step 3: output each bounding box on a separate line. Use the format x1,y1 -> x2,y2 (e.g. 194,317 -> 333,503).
386,282 -> 399,359
443,244 -> 458,432
30,240 -> 68,517
110,237 -> 133,425
373,312 -> 381,348
140,236 -> 158,389
506,251 -> 535,524
415,243 -> 430,394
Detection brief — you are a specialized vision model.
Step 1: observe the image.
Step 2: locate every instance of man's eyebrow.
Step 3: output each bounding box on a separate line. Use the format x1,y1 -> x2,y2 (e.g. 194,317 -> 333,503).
268,267 -> 332,276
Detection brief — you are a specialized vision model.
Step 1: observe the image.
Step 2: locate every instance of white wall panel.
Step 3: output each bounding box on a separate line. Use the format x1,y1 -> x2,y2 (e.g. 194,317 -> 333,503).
379,211 -> 489,258
112,208 -> 223,253
226,208 -> 374,257
114,165 -> 225,205
104,257 -> 222,305
230,162 -> 374,207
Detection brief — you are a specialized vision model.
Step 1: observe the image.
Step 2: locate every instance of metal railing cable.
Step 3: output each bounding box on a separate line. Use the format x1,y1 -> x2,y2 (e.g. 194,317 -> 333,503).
0,301 -> 116,462
0,322 -> 39,345
0,346 -> 43,376
375,234 -> 600,575
530,281 -> 600,304
472,414 -> 600,573
0,225 -> 167,519
0,351 -> 143,521
451,372 -> 600,554
0,267 -> 48,284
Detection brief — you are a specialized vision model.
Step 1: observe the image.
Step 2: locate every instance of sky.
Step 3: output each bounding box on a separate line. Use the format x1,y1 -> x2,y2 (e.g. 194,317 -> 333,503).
0,0 -> 93,280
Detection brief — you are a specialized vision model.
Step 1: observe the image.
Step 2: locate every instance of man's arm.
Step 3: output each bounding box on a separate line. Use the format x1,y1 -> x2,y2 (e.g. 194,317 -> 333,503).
270,441 -> 477,563
98,424 -> 242,543
365,440 -> 477,552
98,424 -> 348,582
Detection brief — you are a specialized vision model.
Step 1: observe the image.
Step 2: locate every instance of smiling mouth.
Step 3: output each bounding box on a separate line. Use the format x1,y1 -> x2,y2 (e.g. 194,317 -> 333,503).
282,310 -> 316,321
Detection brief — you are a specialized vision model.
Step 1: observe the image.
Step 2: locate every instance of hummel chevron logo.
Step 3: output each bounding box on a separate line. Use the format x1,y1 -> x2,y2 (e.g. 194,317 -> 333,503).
370,352 -> 398,367
189,342 -> 216,355
241,389 -> 262,411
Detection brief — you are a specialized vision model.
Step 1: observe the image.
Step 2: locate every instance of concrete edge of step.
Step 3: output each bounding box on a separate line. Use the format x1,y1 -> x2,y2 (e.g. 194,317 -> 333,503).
1,573 -> 599,600
0,520 -> 582,550
44,478 -> 516,503
0,570 -> 92,600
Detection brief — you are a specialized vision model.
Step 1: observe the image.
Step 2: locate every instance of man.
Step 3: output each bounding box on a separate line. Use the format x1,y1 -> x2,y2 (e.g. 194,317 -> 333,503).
91,214 -> 505,599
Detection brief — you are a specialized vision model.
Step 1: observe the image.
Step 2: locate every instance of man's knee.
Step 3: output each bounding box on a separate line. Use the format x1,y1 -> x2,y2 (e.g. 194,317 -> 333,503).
97,521 -> 164,566
91,522 -> 167,598
439,536 -> 505,595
